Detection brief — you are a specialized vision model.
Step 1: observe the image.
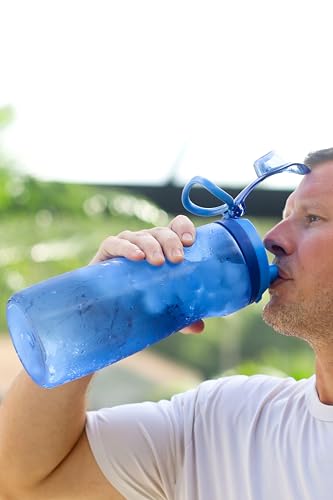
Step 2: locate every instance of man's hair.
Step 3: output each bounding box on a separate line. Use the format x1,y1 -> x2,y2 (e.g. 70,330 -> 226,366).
304,147 -> 333,168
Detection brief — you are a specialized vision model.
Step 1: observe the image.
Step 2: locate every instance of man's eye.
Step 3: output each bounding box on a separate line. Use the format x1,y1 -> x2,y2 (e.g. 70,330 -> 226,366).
306,214 -> 321,223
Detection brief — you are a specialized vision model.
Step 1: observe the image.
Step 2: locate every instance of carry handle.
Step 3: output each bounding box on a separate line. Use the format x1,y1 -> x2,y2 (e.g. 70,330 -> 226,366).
181,151 -> 310,219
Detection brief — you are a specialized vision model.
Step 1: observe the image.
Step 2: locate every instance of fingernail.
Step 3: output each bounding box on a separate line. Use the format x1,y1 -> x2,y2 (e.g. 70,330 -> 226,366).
152,251 -> 164,261
182,232 -> 193,243
133,248 -> 145,258
172,248 -> 183,258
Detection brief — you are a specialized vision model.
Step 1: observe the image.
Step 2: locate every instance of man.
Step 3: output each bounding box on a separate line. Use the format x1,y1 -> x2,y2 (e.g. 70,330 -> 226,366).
1,147 -> 333,499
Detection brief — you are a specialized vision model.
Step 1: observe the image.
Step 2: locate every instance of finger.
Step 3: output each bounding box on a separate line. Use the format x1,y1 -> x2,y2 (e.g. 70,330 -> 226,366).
117,230 -> 168,265
180,319 -> 205,335
148,227 -> 185,263
89,215 -> 196,267
118,228 -> 186,265
89,235 -> 145,265
168,215 -> 196,246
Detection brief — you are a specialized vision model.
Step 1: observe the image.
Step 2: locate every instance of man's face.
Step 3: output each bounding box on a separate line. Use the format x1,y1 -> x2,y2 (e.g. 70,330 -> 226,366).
262,161 -> 333,348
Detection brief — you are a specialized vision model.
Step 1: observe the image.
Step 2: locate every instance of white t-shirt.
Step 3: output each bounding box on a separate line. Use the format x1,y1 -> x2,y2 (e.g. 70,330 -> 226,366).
86,374 -> 333,500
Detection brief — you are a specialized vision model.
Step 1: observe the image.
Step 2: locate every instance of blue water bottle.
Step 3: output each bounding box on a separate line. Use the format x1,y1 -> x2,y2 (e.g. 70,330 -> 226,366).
6,152 -> 310,388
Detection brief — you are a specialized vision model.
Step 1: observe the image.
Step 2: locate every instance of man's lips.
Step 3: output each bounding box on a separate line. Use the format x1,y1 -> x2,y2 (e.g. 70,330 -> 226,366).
277,269 -> 292,280
269,268 -> 292,289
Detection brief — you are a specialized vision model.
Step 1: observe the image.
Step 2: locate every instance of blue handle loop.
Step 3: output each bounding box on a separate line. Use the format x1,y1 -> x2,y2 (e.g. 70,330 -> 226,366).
181,152 -> 311,219
181,176 -> 235,217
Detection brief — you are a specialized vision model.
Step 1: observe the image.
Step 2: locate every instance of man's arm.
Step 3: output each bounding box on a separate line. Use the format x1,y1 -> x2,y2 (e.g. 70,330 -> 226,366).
0,372 -> 122,499
0,215 -> 201,499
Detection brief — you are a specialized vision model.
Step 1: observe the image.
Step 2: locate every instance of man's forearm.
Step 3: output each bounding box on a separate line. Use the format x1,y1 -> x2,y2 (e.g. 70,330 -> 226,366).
0,370 -> 93,492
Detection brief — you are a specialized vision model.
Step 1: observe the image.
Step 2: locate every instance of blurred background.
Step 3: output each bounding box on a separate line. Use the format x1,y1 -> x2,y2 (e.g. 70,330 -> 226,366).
2,0 -> 330,406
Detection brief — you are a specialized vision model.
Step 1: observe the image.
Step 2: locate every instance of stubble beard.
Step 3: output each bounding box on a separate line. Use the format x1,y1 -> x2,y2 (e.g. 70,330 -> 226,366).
262,288 -> 333,350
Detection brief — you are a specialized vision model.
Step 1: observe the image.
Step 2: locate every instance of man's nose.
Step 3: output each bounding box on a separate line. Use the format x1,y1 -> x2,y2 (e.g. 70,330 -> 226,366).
263,220 -> 293,257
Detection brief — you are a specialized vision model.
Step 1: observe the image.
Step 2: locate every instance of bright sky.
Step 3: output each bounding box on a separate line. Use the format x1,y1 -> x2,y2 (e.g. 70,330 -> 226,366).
1,0 -> 333,189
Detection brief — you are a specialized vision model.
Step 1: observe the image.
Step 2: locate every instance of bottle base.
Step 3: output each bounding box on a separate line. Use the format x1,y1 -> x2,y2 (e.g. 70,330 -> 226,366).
7,300 -> 48,387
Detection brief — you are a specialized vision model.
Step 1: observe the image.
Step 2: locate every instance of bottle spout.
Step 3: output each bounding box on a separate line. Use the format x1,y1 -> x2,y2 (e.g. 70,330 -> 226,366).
269,264 -> 279,283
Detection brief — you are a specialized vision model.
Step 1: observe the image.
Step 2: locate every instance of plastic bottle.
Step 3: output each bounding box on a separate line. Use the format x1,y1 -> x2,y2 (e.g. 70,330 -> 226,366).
6,152 -> 310,388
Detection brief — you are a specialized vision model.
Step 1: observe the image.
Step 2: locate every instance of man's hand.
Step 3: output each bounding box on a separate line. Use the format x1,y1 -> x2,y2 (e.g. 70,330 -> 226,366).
90,214 -> 205,335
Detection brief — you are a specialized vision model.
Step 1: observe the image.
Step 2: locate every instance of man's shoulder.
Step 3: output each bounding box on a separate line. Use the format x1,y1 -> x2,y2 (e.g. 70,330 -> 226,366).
186,373 -> 313,417
197,372 -> 302,395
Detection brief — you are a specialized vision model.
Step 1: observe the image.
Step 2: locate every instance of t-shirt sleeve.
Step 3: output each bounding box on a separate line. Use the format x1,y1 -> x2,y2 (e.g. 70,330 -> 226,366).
85,388 -> 199,500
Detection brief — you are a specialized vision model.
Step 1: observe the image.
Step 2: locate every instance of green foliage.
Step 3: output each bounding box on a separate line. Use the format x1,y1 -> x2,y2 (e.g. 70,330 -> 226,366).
0,169 -> 120,216
222,347 -> 314,380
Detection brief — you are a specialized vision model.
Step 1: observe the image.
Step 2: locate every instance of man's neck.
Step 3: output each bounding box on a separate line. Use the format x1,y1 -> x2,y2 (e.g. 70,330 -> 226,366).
315,354 -> 333,405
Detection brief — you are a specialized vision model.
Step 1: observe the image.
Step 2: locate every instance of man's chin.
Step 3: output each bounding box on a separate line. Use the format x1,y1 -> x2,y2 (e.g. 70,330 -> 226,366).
262,301 -> 294,335
262,303 -> 282,332
262,295 -> 281,318
262,300 -> 309,339
263,288 -> 293,314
